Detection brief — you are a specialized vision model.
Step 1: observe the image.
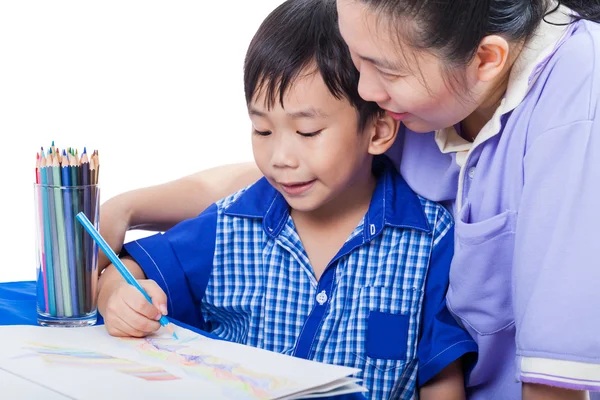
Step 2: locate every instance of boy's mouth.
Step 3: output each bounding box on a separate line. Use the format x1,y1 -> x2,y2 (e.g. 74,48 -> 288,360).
279,180 -> 316,196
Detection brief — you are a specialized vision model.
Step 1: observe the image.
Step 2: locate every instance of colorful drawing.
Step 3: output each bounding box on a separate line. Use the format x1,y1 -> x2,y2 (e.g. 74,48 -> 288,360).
15,331 -> 303,399
18,342 -> 179,381
117,335 -> 297,399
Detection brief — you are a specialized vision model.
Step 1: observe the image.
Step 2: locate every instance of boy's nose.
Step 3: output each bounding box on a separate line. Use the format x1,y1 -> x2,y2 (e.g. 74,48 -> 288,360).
271,135 -> 299,169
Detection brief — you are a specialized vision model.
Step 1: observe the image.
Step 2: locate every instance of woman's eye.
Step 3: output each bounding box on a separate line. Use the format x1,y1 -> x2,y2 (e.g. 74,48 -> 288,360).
297,130 -> 322,138
253,129 -> 272,136
378,70 -> 403,81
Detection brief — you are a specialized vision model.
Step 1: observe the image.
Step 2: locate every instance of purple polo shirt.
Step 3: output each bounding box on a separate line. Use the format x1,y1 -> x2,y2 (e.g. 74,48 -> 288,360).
387,6 -> 600,400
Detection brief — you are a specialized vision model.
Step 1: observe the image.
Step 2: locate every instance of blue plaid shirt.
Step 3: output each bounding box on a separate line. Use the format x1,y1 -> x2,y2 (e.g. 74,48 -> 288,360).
124,158 -> 476,399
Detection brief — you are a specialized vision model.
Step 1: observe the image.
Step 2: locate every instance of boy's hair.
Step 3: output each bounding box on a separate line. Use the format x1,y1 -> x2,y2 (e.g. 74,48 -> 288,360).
243,0 -> 383,131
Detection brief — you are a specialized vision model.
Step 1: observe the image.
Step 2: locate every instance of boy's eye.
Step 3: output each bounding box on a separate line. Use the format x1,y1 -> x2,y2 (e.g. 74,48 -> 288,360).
297,130 -> 322,138
253,129 -> 272,136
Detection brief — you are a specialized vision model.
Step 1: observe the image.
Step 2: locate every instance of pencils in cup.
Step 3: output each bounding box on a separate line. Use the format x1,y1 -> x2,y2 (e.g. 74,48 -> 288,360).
75,212 -> 178,339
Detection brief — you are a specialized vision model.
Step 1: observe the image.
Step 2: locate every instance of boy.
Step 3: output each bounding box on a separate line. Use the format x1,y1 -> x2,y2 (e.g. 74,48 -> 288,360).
98,0 -> 476,398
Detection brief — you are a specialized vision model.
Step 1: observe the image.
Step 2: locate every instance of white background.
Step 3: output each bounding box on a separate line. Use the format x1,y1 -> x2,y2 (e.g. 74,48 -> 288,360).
0,1 -> 284,282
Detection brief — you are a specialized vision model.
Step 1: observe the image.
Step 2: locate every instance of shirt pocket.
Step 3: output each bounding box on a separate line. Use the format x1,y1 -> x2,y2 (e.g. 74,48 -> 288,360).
351,286 -> 420,372
447,201 -> 517,335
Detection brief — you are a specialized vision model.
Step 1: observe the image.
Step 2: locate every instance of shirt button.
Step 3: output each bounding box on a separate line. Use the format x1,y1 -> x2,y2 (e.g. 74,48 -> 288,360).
468,167 -> 476,179
316,291 -> 328,305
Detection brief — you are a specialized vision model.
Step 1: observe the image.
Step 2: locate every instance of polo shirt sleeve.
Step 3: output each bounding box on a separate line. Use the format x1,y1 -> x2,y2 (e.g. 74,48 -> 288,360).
515,118 -> 600,389
417,211 -> 478,387
121,203 -> 219,330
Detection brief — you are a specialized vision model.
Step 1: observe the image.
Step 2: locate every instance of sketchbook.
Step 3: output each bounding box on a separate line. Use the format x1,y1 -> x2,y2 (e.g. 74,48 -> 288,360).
0,324 -> 365,399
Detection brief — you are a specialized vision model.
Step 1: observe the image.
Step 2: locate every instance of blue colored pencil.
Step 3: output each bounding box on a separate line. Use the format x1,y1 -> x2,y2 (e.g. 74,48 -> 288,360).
40,158 -> 57,316
61,152 -> 80,316
75,212 -> 178,339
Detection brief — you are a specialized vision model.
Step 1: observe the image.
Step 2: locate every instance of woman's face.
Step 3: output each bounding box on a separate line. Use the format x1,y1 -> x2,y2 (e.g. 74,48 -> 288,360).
336,0 -> 482,133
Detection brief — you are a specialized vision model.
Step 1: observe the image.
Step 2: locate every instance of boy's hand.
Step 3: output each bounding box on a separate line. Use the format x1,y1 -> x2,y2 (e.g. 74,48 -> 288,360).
98,278 -> 167,338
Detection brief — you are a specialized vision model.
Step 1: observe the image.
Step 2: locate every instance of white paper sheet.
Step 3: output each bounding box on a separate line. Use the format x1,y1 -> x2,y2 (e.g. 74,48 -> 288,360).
0,324 -> 364,399
0,367 -> 70,399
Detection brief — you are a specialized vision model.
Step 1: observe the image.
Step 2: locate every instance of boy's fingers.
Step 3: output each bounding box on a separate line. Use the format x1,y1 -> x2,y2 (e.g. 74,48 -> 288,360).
121,284 -> 164,320
121,304 -> 162,334
104,305 -> 160,337
138,280 -> 169,316
114,312 -> 158,338
105,324 -> 135,338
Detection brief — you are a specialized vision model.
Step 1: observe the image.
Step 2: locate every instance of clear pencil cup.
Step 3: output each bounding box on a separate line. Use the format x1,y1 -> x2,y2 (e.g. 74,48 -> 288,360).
33,184 -> 100,327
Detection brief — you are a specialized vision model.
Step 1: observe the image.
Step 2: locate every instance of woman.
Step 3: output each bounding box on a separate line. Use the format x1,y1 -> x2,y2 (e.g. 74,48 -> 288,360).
100,1 -> 600,398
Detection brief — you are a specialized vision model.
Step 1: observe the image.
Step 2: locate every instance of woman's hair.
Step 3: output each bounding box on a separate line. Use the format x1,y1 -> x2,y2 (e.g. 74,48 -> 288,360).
358,0 -> 600,68
243,0 -> 383,131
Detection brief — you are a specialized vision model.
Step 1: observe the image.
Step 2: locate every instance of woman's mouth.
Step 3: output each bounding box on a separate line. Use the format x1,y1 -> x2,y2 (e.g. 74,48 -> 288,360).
386,110 -> 410,121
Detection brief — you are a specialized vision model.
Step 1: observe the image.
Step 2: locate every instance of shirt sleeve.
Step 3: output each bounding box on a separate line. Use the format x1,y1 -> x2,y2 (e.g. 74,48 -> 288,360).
515,119 -> 600,390
417,212 -> 478,387
121,203 -> 219,330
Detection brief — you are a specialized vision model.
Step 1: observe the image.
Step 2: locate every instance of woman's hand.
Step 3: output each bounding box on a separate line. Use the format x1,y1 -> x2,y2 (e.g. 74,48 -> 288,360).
98,195 -> 134,272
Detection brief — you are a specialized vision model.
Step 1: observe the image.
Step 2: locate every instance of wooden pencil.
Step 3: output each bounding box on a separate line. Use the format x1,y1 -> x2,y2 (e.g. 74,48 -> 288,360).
52,154 -> 72,317
37,155 -> 50,314
88,155 -> 99,310
70,153 -> 85,314
80,149 -> 93,312
46,152 -> 65,317
93,150 -> 99,184
61,152 -> 79,316
40,154 -> 57,316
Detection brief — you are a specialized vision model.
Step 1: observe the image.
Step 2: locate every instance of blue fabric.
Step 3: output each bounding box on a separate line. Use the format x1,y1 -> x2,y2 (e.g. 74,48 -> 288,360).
366,311 -> 410,360
0,281 -> 224,340
416,227 -> 478,387
0,281 -> 38,326
123,157 -> 476,399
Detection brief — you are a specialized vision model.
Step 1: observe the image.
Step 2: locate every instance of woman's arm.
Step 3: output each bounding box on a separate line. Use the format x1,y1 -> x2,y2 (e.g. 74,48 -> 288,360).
98,162 -> 261,270
523,383 -> 587,400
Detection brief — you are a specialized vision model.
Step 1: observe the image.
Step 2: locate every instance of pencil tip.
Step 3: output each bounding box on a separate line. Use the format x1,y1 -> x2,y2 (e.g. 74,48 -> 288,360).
51,140 -> 55,146
83,147 -> 87,154
164,323 -> 178,340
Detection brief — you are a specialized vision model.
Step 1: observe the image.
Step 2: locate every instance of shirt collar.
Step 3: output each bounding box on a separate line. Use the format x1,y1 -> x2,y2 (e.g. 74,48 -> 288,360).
223,156 -> 430,239
434,3 -> 576,159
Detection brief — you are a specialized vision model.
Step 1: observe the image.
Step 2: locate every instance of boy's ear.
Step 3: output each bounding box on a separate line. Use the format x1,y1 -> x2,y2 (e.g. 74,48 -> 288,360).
367,113 -> 399,155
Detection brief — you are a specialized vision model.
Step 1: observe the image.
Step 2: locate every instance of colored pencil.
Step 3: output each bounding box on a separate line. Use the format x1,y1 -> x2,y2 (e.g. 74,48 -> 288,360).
76,212 -> 177,339
37,155 -> 50,314
88,156 -> 99,311
69,154 -> 85,314
80,149 -> 93,312
35,153 -> 40,184
40,155 -> 57,316
61,151 -> 79,316
46,152 -> 64,317
52,154 -> 72,317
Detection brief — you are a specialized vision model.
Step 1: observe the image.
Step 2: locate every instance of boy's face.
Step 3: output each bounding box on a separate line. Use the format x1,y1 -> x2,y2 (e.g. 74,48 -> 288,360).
249,71 -> 375,214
